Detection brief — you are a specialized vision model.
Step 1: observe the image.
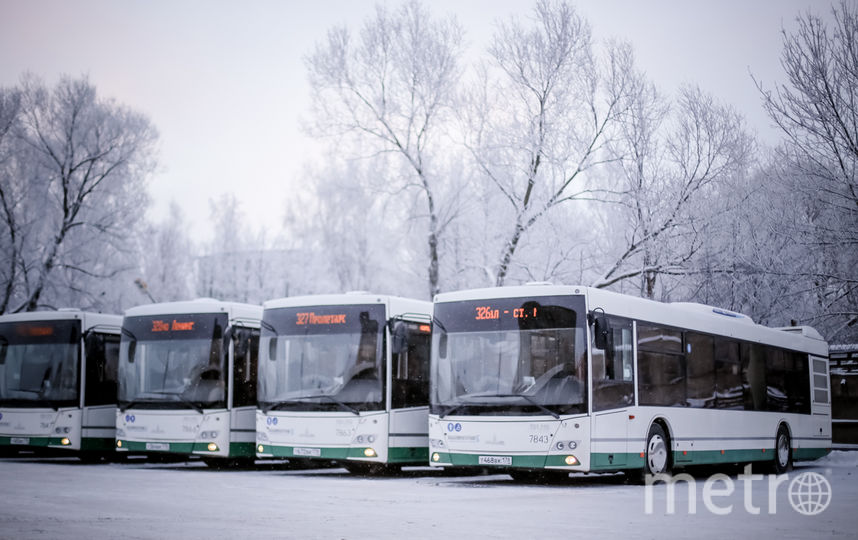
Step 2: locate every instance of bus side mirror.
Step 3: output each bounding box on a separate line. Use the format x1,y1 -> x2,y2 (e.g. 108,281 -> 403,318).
127,341 -> 137,364
268,338 -> 277,361
390,322 -> 407,355
233,328 -> 250,357
84,332 -> 101,355
590,311 -> 610,351
438,332 -> 447,359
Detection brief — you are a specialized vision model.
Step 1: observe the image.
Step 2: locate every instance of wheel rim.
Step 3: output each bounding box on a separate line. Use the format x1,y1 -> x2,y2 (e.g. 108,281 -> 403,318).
647,434 -> 667,474
777,433 -> 789,468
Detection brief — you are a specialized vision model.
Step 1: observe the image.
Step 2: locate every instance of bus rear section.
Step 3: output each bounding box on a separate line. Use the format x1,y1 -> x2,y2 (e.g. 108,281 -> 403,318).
256,293 -> 431,473
115,300 -> 261,466
0,311 -> 121,460
429,285 -> 832,479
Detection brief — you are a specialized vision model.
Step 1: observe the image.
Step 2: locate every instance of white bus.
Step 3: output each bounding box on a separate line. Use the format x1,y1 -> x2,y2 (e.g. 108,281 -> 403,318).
256,293 -> 432,474
428,284 -> 831,480
0,310 -> 122,460
115,299 -> 262,466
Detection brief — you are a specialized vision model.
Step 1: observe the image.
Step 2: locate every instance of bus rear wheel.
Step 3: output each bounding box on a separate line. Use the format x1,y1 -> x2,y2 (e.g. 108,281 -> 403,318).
773,425 -> 792,474
643,423 -> 671,479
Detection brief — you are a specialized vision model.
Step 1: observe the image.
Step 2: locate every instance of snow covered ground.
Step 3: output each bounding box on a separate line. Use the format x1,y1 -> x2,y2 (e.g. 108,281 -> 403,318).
0,452 -> 855,539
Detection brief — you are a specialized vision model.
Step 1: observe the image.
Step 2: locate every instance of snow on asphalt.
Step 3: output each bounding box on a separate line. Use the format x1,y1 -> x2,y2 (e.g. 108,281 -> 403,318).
0,452 -> 855,539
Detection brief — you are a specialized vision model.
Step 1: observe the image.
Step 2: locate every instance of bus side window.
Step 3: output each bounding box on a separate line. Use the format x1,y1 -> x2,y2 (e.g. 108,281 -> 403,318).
84,333 -> 120,406
686,333 -> 715,408
637,324 -> 685,407
742,342 -> 767,411
592,317 -> 633,411
391,323 -> 431,409
714,338 -> 742,409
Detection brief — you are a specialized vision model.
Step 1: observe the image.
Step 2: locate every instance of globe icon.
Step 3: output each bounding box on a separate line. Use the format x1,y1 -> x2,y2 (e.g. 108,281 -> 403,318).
788,472 -> 832,516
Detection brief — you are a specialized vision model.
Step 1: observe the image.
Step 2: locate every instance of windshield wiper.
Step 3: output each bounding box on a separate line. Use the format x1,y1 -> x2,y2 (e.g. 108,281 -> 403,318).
438,402 -> 471,419
440,393 -> 560,419
486,393 -> 561,419
264,394 -> 360,415
148,391 -> 205,414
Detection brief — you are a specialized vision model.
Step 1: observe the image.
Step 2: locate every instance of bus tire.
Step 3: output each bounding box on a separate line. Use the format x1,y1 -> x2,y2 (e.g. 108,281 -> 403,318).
773,424 -> 792,475
643,423 -> 671,479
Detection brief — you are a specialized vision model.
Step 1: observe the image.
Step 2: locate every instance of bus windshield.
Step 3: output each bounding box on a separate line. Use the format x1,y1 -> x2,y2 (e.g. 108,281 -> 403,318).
258,304 -> 385,413
0,319 -> 81,408
118,313 -> 227,410
431,296 -> 588,417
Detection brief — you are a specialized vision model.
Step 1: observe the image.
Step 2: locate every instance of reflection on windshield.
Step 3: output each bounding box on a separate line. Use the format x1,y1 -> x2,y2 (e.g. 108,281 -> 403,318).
258,312 -> 384,412
0,343 -> 80,405
430,297 -> 587,417
119,339 -> 224,407
0,321 -> 80,407
432,329 -> 586,416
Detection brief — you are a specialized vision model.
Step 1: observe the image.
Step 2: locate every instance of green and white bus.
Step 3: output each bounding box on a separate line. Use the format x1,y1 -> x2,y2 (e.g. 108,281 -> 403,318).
0,310 -> 121,459
256,293 -> 432,474
429,284 -> 831,480
115,299 -> 262,466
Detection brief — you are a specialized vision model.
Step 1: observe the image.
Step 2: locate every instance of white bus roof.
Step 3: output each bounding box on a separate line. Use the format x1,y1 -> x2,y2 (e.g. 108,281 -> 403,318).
264,292 -> 431,321
124,299 -> 262,325
434,284 -> 827,356
0,310 -> 122,332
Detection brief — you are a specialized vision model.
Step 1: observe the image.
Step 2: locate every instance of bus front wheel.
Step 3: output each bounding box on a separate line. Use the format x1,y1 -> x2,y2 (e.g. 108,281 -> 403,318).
643,423 -> 671,478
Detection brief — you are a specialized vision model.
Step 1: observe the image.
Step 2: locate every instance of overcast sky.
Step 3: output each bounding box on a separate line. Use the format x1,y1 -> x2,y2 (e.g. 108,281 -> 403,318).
0,0 -> 834,242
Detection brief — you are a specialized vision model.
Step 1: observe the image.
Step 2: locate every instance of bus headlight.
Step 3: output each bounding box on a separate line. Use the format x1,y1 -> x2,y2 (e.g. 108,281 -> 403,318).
564,455 -> 579,466
555,440 -> 578,451
60,438 -> 71,446
257,445 -> 265,453
429,438 -> 446,449
207,443 -> 219,452
363,448 -> 377,458
54,427 -> 71,434
432,452 -> 441,462
116,440 -> 123,448
199,431 -> 219,440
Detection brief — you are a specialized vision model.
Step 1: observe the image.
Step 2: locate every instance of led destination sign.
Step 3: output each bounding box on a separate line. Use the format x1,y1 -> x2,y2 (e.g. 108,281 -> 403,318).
151,319 -> 196,332
435,295 -> 584,333
474,305 -> 539,321
123,313 -> 226,341
264,304 -> 385,336
296,312 -> 347,326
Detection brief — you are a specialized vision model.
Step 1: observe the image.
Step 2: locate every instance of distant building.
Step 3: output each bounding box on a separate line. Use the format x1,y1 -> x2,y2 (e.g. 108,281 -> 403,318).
830,344 -> 858,449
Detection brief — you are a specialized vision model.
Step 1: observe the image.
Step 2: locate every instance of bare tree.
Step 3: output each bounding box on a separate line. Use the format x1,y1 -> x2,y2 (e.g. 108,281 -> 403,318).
755,0 -> 858,339
0,87 -> 23,312
0,74 -> 157,313
138,201 -> 195,303
305,0 -> 464,297
463,0 -> 636,286
594,85 -> 753,298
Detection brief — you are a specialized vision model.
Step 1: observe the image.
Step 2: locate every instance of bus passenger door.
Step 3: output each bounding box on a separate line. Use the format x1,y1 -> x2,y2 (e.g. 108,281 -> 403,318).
589,316 -> 634,469
389,321 -> 431,463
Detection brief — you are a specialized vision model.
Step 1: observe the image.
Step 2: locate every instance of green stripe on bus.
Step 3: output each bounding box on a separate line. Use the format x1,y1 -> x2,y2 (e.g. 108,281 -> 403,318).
259,445 -> 351,460
0,436 -> 68,448
387,446 -> 429,464
227,442 -> 257,458
118,440 -> 196,453
80,437 -> 115,452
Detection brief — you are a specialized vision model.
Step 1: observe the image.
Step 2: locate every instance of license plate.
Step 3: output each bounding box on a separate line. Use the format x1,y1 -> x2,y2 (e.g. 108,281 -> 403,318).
145,442 -> 169,451
10,437 -> 29,445
478,455 -> 512,466
293,447 -> 321,457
